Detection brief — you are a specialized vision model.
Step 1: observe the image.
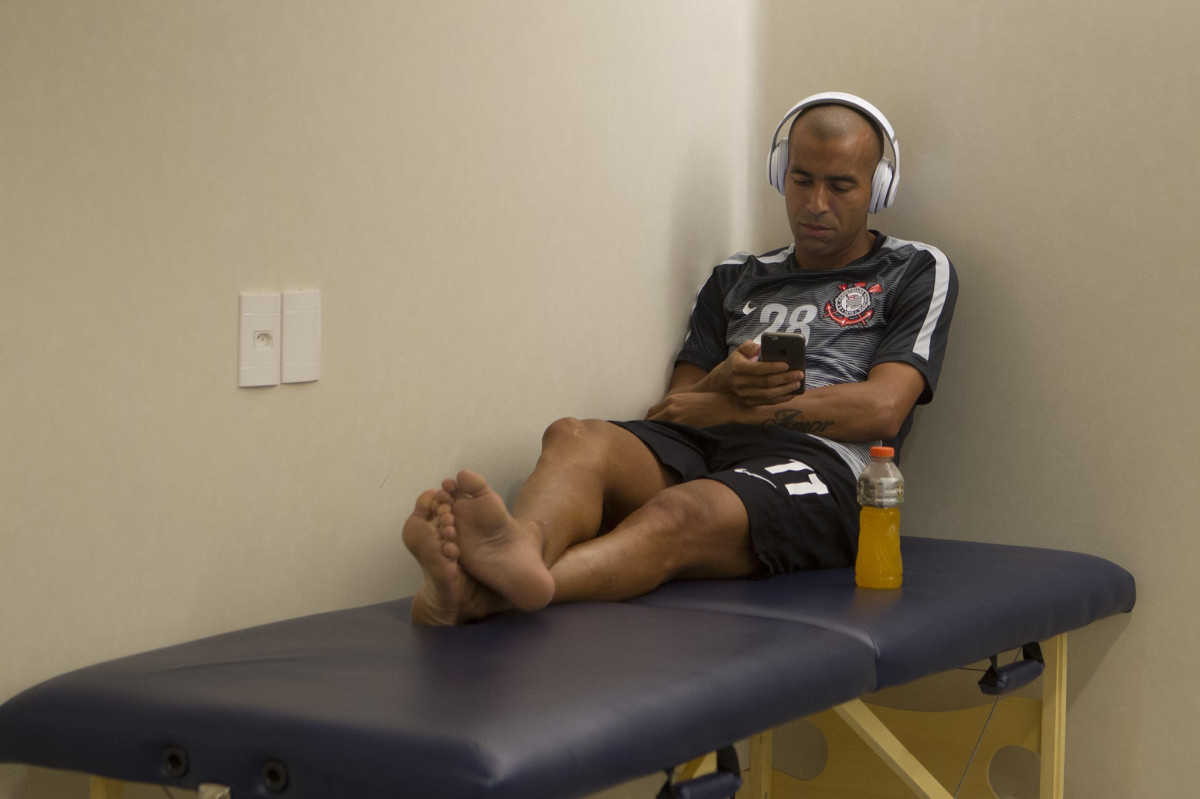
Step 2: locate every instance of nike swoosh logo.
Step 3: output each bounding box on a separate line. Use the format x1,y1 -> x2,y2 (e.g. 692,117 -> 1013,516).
742,303 -> 758,315
735,468 -> 777,488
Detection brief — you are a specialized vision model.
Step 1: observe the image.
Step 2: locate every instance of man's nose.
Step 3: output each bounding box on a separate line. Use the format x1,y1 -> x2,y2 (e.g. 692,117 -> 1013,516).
806,183 -> 830,214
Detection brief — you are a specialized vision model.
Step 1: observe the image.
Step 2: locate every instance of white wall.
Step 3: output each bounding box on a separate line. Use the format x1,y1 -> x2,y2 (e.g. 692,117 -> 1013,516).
3,1 -> 1195,797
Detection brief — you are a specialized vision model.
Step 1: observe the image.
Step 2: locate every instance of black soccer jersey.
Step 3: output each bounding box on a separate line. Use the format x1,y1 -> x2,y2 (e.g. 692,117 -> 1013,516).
675,233 -> 958,472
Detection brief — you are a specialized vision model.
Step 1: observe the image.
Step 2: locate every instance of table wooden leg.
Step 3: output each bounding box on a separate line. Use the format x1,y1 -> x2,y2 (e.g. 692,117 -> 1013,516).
1039,633 -> 1068,799
89,777 -> 124,799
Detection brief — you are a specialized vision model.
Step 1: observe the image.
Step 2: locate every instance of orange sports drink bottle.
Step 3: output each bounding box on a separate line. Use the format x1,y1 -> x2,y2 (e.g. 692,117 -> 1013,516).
855,445 -> 904,589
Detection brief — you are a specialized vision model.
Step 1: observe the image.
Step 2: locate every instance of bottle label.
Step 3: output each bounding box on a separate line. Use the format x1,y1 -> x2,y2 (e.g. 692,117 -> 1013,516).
857,476 -> 904,507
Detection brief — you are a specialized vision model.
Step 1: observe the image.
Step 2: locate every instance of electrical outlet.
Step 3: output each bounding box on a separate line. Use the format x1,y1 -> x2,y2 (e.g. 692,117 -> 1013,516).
238,293 -> 281,387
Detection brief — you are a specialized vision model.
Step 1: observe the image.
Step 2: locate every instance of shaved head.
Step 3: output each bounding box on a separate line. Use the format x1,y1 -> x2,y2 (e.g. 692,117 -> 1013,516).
791,104 -> 884,163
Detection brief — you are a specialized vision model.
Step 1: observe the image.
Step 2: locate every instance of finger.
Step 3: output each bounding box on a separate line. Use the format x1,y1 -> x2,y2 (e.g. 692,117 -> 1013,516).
733,369 -> 802,393
733,359 -> 789,382
734,378 -> 804,404
753,367 -> 803,385
735,339 -> 761,359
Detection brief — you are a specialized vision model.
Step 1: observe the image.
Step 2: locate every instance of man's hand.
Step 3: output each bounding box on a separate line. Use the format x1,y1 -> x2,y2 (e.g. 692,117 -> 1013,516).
710,340 -> 804,406
645,390 -> 744,428
647,340 -> 804,428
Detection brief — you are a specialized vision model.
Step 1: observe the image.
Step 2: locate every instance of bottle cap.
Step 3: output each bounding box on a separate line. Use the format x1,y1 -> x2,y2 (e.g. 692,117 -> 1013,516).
869,446 -> 894,458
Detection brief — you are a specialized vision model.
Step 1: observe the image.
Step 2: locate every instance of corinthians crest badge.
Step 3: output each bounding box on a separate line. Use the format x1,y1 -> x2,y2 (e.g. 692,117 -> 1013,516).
825,281 -> 883,327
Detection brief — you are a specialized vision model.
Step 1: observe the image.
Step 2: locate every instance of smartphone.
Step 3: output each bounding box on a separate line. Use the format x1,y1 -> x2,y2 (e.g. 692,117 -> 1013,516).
761,332 -> 806,394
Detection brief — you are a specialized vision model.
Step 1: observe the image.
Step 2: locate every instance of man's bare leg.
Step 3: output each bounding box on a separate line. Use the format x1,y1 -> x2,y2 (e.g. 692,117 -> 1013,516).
549,477 -> 764,603
434,418 -> 676,615
402,486 -> 511,625
511,418 -> 678,563
442,466 -> 761,613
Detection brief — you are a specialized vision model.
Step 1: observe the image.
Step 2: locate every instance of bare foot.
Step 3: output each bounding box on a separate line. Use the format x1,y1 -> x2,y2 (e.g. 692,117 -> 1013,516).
402,488 -> 509,625
450,470 -> 556,612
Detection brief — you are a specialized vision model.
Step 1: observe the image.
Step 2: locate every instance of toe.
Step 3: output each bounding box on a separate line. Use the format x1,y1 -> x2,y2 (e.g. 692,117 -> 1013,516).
455,469 -> 490,497
413,488 -> 439,518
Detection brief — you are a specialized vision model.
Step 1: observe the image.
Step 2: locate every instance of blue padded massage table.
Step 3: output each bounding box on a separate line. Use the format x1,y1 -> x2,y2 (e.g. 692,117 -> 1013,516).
0,537 -> 1135,799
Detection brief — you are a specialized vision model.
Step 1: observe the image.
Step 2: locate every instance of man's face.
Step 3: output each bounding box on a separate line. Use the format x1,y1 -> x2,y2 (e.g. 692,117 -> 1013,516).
783,117 -> 879,270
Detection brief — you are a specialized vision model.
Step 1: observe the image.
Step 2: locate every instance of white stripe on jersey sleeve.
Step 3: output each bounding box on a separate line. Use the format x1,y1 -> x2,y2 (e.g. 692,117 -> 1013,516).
757,245 -> 794,264
716,251 -> 753,266
883,237 -> 952,361
716,244 -> 793,267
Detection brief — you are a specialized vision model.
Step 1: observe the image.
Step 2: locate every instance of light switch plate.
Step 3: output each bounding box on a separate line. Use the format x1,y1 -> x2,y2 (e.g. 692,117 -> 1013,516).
281,290 -> 321,384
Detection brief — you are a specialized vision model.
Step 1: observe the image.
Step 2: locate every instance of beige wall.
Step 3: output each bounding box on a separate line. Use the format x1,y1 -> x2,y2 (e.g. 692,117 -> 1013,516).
2,1 -> 1195,797
0,3 -> 759,796
757,0 -> 1197,795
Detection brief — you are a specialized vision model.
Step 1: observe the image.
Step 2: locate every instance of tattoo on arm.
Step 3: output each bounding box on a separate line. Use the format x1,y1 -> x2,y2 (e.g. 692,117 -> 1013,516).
763,409 -> 834,434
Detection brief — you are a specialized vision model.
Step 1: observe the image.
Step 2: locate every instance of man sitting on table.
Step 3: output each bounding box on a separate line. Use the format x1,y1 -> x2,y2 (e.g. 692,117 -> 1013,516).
402,93 -> 958,625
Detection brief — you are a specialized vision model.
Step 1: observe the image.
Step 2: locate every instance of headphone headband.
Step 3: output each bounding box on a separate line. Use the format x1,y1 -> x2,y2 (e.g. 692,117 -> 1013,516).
767,91 -> 900,213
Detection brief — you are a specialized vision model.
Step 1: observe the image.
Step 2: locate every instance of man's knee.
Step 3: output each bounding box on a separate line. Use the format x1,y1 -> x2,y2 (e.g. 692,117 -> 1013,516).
543,416 -> 595,444
540,417 -> 624,455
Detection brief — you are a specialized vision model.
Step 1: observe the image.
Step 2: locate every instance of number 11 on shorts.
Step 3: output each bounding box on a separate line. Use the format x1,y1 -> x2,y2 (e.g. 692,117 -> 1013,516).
768,460 -> 830,496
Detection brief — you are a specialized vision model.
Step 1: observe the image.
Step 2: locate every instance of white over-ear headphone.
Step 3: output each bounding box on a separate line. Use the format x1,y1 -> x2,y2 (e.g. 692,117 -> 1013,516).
767,91 -> 900,213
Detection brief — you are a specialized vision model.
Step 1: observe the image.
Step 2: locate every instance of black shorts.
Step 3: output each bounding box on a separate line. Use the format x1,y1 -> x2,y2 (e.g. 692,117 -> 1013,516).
612,420 -> 859,575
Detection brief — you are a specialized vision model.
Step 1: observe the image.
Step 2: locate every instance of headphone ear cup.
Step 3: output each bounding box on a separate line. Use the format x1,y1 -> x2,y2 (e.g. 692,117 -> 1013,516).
869,158 -> 894,213
769,138 -> 789,195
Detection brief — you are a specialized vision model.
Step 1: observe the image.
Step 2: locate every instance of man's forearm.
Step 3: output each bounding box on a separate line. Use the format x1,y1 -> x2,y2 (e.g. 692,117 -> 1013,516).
654,359 -> 923,441
666,360 -> 727,396
738,387 -> 878,442
759,406 -> 836,436
740,365 -> 922,442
